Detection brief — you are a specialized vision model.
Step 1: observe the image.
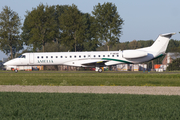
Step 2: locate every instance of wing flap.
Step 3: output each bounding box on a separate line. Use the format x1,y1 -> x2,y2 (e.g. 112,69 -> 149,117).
82,60 -> 107,67
63,59 -> 108,67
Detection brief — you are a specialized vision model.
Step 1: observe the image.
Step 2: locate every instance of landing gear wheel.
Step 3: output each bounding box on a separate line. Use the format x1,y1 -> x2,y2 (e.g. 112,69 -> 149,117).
15,69 -> 18,73
98,68 -> 102,73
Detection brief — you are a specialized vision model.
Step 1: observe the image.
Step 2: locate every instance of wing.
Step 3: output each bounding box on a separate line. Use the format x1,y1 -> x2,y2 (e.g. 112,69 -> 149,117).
81,60 -> 108,67
63,59 -> 108,67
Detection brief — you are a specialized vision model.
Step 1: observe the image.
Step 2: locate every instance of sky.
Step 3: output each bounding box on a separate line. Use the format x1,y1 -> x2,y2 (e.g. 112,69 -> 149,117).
0,0 -> 180,60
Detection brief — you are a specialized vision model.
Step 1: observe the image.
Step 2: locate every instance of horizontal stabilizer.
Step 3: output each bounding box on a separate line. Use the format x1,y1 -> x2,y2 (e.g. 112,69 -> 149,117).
122,50 -> 148,59
160,33 -> 176,37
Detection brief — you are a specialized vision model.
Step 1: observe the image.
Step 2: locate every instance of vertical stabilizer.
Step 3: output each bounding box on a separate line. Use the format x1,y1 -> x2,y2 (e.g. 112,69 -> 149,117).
146,33 -> 176,54
137,33 -> 176,58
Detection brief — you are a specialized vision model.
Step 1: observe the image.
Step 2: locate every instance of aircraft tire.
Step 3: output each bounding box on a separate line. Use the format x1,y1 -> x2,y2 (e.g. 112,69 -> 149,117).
98,68 -> 102,73
15,69 -> 18,73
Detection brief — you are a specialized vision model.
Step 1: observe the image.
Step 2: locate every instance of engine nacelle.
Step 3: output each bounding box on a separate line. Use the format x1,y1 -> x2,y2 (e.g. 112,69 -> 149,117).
122,50 -> 148,59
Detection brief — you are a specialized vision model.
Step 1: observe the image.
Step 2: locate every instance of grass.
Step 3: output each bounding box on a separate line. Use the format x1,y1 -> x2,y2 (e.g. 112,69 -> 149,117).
1,71 -> 180,119
0,71 -> 180,86
0,92 -> 180,119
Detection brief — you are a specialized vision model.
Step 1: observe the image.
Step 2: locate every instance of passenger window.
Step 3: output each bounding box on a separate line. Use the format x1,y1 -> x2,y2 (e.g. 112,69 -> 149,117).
41,56 -> 43,58
112,55 -> 114,57
103,55 -> 105,57
61,56 -> 63,58
51,56 -> 53,58
56,56 -> 58,58
88,55 -> 90,57
98,55 -> 100,57
46,56 -> 48,58
65,56 -> 67,58
108,55 -> 110,57
94,55 -> 96,57
37,56 -> 39,59
79,55 -> 81,58
84,55 -> 86,58
117,55 -> 119,57
70,56 -> 72,58
74,56 -> 76,58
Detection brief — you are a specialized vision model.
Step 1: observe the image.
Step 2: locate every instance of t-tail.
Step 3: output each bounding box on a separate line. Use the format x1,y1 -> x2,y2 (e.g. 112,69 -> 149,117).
138,33 -> 176,57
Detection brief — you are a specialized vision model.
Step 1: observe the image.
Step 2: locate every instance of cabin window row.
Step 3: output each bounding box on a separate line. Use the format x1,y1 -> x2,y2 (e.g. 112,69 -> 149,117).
36,55 -> 119,59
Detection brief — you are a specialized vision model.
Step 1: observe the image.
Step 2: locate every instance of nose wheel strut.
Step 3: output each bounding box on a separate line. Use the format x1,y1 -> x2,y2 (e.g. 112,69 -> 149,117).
14,69 -> 18,73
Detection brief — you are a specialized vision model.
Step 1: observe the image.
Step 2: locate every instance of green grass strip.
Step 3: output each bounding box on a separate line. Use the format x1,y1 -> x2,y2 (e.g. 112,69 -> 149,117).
0,92 -> 180,119
1,71 -> 180,86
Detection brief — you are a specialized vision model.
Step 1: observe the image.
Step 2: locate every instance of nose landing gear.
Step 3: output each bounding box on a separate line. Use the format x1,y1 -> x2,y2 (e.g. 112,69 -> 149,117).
14,69 -> 18,73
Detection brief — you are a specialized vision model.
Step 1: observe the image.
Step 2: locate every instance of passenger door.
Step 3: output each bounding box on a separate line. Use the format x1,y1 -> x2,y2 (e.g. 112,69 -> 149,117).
29,53 -> 34,64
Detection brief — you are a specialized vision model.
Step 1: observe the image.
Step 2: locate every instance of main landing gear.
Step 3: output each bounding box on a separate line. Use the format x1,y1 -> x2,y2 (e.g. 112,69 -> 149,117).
95,67 -> 102,73
98,68 -> 102,73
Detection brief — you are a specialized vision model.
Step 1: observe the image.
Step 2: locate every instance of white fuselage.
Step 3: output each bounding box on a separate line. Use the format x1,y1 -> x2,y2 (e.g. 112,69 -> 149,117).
4,51 -> 155,67
3,33 -> 176,69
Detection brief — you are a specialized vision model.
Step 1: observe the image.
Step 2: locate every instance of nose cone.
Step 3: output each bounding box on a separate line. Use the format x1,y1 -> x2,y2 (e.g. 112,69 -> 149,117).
3,62 -> 7,66
3,60 -> 12,66
3,58 -> 20,66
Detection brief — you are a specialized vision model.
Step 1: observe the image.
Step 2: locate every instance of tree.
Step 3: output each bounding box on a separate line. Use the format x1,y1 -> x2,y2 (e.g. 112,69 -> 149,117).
166,39 -> 180,52
137,40 -> 154,48
0,6 -> 22,59
111,42 -> 129,51
53,5 -> 68,46
2,41 -> 23,58
167,58 -> 180,71
128,40 -> 142,49
81,13 -> 99,51
92,2 -> 124,51
42,42 -> 70,52
21,4 -> 58,52
59,4 -> 88,51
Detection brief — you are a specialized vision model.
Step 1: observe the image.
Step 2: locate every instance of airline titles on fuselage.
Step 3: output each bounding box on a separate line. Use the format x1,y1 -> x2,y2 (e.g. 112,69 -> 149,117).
38,60 -> 53,63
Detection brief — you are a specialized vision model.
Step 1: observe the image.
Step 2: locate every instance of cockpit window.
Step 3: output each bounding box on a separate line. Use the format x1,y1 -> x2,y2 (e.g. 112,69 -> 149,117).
21,55 -> 26,58
18,55 -> 26,58
18,55 -> 22,58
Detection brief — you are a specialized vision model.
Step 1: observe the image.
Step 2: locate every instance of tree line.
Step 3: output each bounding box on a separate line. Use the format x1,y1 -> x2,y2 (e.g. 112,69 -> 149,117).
0,3 -> 123,59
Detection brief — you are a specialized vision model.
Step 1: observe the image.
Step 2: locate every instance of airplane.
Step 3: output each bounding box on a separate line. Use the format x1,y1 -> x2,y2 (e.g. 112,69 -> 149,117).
3,32 -> 176,73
